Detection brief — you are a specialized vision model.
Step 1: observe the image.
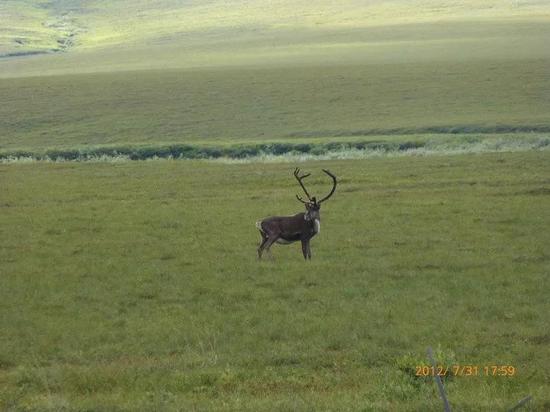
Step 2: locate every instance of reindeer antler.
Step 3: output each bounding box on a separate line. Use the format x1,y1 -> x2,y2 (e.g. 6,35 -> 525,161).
318,169 -> 337,203
294,168 -> 312,203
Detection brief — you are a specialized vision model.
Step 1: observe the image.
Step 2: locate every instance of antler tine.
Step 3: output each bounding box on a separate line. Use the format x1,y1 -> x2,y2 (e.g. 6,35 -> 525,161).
293,168 -> 311,179
318,169 -> 337,203
295,194 -> 308,203
293,167 -> 312,201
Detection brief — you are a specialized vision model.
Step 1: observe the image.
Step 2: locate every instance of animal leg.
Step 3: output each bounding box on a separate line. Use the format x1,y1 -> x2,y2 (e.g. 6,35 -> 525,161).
307,242 -> 312,260
262,234 -> 280,260
258,230 -> 269,259
301,240 -> 309,260
257,234 -> 269,259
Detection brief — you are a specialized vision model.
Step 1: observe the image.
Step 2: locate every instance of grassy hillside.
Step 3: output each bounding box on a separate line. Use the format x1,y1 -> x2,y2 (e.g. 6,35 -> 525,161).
1,2 -> 549,152
3,0 -> 549,53
1,58 -> 549,152
1,1 -> 549,77
1,152 -> 550,410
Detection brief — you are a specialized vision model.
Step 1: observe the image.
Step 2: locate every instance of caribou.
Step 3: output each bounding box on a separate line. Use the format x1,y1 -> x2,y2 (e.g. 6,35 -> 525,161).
256,168 -> 337,260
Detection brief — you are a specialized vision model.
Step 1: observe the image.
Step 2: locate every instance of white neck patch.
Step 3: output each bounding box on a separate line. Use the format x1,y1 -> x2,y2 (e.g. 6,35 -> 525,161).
314,219 -> 320,234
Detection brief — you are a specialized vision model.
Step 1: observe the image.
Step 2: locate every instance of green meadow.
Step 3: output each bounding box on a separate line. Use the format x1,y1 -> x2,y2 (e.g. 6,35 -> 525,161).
1,1 -> 550,158
1,153 -> 550,411
2,1 -> 550,77
2,58 -> 550,155
1,0 -> 550,410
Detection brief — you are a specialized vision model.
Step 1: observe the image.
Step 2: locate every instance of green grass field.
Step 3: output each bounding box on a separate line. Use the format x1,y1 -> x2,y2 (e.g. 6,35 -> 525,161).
2,1 -> 549,156
2,58 -> 550,154
2,1 -> 550,77
2,0 -> 550,410
1,152 -> 550,410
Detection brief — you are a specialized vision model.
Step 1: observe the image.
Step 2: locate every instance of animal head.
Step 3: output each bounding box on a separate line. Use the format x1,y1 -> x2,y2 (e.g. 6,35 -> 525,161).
304,197 -> 321,221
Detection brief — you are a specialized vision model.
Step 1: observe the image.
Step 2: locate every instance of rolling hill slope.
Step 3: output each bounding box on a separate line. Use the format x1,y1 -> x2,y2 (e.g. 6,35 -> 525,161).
1,0 -> 550,76
1,1 -> 549,152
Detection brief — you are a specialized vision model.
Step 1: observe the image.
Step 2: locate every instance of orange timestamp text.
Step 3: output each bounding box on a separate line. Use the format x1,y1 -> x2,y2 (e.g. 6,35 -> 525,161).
415,365 -> 516,377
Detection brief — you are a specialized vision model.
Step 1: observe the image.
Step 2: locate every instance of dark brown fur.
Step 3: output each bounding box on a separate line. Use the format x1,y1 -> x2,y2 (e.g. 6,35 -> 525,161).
256,169 -> 336,260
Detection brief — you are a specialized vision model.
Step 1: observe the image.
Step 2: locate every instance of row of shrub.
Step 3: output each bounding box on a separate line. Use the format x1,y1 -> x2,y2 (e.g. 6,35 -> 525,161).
0,140 -> 426,161
287,124 -> 550,138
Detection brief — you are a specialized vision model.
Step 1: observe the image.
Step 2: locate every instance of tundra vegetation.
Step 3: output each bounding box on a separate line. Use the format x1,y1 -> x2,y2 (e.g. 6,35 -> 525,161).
1,154 -> 550,410
1,1 -> 549,410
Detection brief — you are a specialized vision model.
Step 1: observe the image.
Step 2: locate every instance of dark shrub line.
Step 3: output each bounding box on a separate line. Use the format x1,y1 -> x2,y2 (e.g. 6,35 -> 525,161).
0,140 -> 426,161
286,125 -> 550,138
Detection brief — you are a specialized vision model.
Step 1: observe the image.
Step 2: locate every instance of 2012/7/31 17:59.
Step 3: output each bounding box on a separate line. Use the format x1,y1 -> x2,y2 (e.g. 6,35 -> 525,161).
415,365 -> 516,377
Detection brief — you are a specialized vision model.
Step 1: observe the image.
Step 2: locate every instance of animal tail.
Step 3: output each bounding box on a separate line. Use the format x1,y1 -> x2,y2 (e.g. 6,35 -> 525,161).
255,220 -> 264,232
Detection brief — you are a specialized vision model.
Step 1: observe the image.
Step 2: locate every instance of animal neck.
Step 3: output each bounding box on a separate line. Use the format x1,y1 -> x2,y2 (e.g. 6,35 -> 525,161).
303,212 -> 320,234
304,212 -> 319,222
